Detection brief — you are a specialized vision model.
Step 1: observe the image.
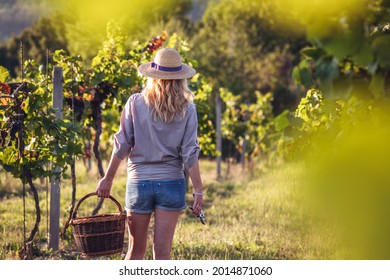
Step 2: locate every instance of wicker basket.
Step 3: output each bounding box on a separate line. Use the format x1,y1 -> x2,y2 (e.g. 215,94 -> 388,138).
70,192 -> 126,258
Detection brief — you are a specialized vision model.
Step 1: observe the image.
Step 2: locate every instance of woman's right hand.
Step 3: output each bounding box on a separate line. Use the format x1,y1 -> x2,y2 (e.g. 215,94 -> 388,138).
187,161 -> 204,216
96,177 -> 113,198
191,194 -> 204,216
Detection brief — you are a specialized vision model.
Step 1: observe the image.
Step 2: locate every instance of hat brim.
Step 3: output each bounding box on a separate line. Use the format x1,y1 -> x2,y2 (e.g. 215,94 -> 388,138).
138,62 -> 196,80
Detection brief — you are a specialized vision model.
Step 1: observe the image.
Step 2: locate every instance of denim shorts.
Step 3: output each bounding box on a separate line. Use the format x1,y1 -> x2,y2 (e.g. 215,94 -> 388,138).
125,178 -> 187,214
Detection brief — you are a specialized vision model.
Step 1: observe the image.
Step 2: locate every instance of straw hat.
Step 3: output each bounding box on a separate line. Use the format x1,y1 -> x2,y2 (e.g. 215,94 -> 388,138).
138,48 -> 196,80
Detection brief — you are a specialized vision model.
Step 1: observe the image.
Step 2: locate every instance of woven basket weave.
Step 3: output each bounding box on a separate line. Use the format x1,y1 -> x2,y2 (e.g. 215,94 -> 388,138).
70,192 -> 126,258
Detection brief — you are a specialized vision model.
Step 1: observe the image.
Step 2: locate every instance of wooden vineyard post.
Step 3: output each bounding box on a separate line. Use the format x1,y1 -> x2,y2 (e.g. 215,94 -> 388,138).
216,90 -> 222,180
241,98 -> 249,169
49,66 -> 63,250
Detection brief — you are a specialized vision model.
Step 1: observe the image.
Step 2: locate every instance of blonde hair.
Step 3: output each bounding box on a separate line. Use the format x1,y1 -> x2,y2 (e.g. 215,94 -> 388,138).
142,78 -> 194,123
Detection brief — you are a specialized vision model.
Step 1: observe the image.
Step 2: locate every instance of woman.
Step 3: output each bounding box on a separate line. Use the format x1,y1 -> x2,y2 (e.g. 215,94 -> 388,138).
96,48 -> 204,260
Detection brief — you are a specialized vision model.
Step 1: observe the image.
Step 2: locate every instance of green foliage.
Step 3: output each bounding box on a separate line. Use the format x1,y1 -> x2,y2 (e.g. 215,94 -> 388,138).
289,0 -> 390,99
292,59 -> 313,88
0,66 -> 9,83
275,0 -> 390,166
220,88 -> 274,160
191,75 -> 216,156
89,22 -> 148,92
275,89 -> 342,158
0,60 -> 83,182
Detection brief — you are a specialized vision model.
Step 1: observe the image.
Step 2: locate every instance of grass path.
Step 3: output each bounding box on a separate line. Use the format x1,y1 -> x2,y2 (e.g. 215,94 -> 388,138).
0,159 -> 331,260
173,160 -> 309,260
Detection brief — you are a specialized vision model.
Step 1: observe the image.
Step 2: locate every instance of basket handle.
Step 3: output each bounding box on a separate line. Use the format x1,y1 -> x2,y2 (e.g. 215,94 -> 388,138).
71,192 -> 123,220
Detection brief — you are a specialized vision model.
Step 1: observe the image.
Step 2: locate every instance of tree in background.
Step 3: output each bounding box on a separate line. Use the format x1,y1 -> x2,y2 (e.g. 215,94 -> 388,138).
191,0 -> 307,111
0,0 -> 57,41
0,15 -> 68,77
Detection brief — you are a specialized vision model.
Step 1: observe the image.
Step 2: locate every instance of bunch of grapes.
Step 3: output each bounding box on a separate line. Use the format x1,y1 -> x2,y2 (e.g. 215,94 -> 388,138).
143,31 -> 168,53
0,82 -> 24,105
65,81 -> 117,122
0,83 -> 11,95
0,82 -> 28,147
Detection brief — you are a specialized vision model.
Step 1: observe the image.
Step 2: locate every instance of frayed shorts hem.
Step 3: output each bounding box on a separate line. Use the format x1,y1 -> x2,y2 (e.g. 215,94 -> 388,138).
125,205 -> 187,214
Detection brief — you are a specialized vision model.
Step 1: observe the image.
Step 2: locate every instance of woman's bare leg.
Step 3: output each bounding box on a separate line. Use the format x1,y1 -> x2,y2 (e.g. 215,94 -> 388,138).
153,209 -> 181,260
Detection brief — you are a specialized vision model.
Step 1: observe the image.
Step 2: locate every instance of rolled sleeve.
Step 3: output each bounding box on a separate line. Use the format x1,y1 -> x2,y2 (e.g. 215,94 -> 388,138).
181,105 -> 201,170
113,96 -> 134,160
